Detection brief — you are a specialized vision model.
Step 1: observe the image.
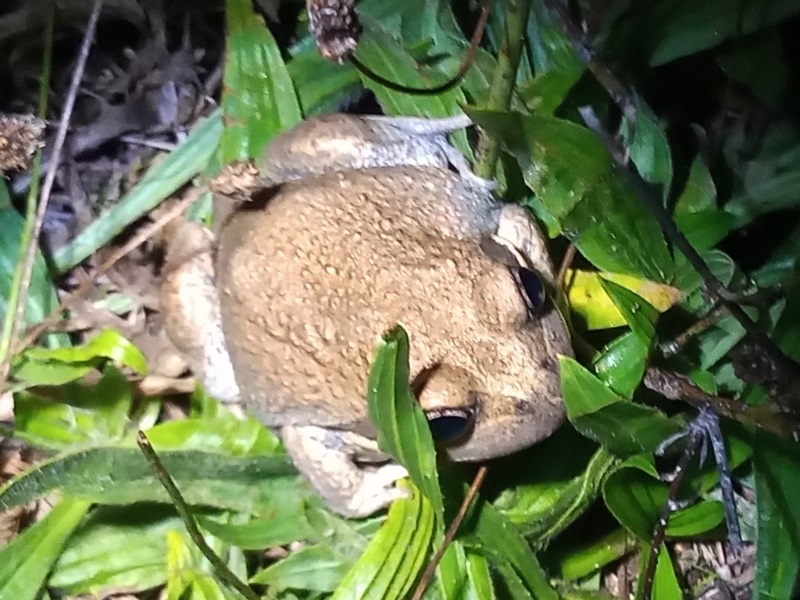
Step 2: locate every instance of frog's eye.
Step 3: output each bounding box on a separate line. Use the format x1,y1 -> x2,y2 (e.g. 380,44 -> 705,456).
513,267 -> 546,315
425,407 -> 474,443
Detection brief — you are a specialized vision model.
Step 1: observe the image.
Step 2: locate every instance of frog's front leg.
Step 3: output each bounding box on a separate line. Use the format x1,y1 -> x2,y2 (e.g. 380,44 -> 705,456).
161,221 -> 241,405
281,425 -> 410,518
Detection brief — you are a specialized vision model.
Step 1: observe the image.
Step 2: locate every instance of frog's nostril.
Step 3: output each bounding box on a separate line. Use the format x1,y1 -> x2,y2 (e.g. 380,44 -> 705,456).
425,407 -> 474,443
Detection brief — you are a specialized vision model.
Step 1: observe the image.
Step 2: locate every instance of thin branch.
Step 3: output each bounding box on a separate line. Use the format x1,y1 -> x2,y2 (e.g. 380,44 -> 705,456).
1,0 -> 103,383
410,465 -> 488,600
137,431 -> 265,600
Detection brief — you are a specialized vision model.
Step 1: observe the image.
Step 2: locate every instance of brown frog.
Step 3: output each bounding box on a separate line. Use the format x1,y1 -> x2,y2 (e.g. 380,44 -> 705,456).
161,113 -> 572,517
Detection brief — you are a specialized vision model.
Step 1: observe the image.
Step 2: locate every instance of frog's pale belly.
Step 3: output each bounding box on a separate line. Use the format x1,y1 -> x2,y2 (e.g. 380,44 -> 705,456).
216,166 -> 569,462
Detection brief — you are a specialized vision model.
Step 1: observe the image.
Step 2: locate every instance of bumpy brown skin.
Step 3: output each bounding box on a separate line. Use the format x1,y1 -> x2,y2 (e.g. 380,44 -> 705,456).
161,113 -> 573,517
215,165 -> 570,462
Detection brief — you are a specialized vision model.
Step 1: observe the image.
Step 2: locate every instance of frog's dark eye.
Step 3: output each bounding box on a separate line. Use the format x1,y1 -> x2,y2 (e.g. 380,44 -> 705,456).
425,408 -> 474,443
513,267 -> 546,314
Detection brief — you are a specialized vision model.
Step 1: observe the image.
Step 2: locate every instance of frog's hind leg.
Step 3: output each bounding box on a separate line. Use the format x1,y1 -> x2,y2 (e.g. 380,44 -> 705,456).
161,221 -> 241,405
281,425 -> 410,517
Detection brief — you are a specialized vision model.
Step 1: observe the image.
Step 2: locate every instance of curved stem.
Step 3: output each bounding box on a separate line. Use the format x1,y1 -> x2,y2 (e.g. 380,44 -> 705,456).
475,0 -> 531,179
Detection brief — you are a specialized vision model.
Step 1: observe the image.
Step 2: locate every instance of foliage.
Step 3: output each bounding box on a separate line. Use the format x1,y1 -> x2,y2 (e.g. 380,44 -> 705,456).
2,0 -> 800,599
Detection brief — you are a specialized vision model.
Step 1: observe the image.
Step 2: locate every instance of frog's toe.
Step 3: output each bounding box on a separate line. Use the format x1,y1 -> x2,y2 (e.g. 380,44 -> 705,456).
345,464 -> 411,517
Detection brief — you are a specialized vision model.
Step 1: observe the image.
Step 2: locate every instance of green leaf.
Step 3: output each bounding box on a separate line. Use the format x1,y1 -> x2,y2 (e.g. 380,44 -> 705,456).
593,332 -> 650,400
495,442 -> 617,545
332,480 -> 434,600
752,432 -> 800,599
647,542 -> 682,600
470,500 -> 558,600
468,109 -> 674,282
621,98 -> 673,194
647,0 -> 800,66
599,279 -> 658,347
0,205 -> 66,349
16,328 -> 147,380
251,543 -> 351,593
367,325 -> 444,518
0,497 -> 91,600
561,357 -> 682,456
354,16 -> 471,158
674,154 -> 718,214
50,505 -> 183,594
0,445 -> 298,514
199,502 -> 313,550
602,454 -> 665,540
52,111 -> 223,273
14,366 -> 133,449
165,528 -> 243,600
220,0 -> 302,163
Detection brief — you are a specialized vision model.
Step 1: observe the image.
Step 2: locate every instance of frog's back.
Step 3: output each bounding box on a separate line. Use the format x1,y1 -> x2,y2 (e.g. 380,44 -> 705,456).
216,166 -> 501,428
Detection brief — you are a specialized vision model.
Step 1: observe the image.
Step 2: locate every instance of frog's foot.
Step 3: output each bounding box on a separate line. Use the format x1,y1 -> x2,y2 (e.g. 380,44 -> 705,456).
281,425 -> 410,518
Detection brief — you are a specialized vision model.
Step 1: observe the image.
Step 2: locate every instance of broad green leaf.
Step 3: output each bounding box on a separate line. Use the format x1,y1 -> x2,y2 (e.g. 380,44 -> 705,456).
288,51 -> 360,116
165,528 -> 242,600
674,154 -> 717,214
470,500 -> 558,600
494,442 -> 617,546
647,542 -> 682,600
0,446 -> 298,514
554,528 -> 630,580
752,432 -> 800,599
468,109 -> 674,282
520,0 -> 584,115
647,0 -> 800,66
199,501 -> 313,550
251,543 -> 351,593
599,279 -> 658,347
144,414 -> 284,456
14,366 -> 133,449
0,205 -> 66,349
15,328 -> 147,383
566,270 -> 682,331
593,332 -> 650,400
602,454 -> 665,540
674,210 -> 736,250
726,128 -> 800,227
0,497 -> 91,600
333,481 -> 434,600
221,0 -> 301,163
354,16 -> 471,157
50,505 -> 184,594
52,111 -> 223,273
561,357 -> 681,456
621,98 -> 673,194
367,325 -> 443,518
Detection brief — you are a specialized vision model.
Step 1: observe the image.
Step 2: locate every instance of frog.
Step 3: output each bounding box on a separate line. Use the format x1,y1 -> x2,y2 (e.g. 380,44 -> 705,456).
160,113 -> 572,517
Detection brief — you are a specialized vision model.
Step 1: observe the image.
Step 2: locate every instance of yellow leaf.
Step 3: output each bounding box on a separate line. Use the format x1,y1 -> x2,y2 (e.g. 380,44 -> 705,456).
565,270 -> 683,330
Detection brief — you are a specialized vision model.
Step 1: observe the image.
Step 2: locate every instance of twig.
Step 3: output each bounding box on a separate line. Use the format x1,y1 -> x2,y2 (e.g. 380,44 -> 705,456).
643,366 -> 796,439
410,465 -> 488,600
641,424 -> 703,600
5,0 -> 104,372
475,0 -> 532,179
0,10 -> 53,383
137,431 -> 264,600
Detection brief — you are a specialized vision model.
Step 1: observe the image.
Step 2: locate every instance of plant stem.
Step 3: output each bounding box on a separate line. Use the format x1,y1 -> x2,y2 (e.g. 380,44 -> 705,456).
474,0 -> 532,179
